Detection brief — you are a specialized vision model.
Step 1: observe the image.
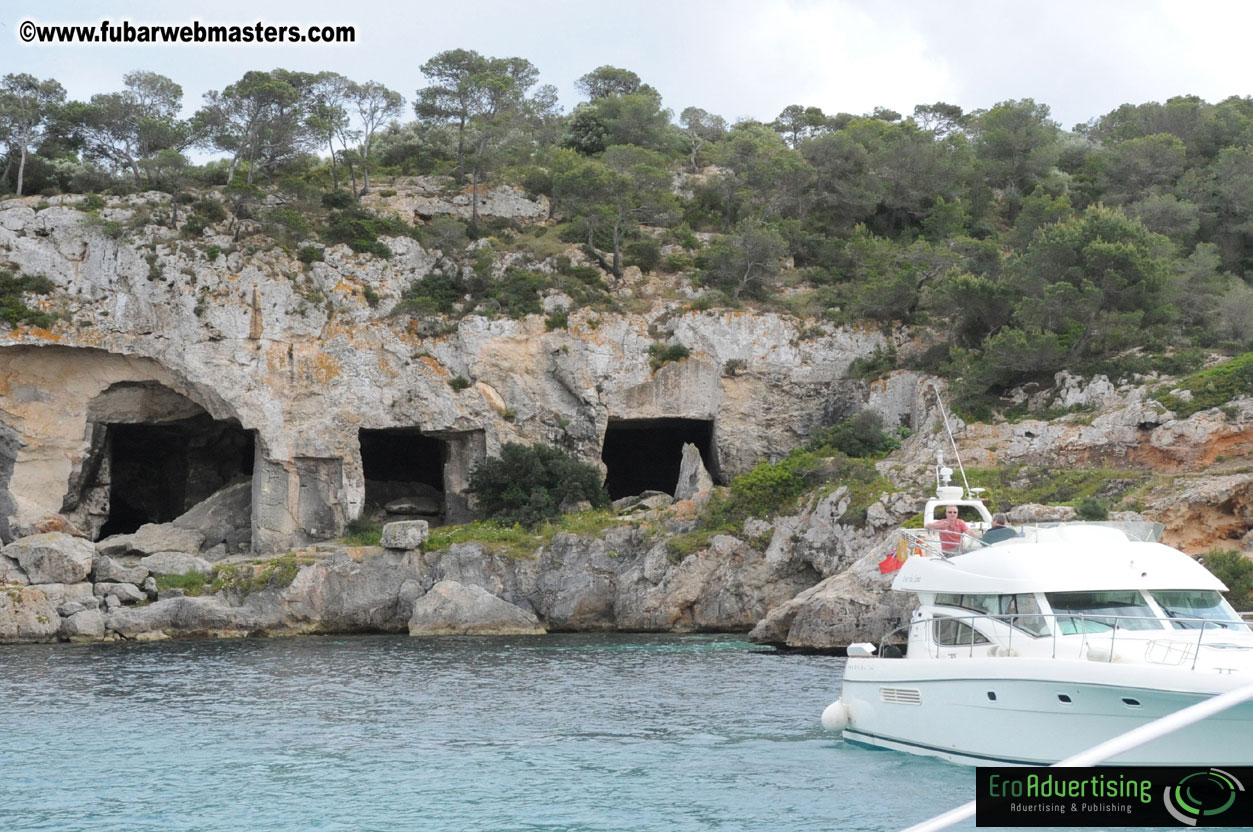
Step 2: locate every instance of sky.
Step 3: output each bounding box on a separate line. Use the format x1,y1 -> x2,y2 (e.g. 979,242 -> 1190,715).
3,0 -> 1253,133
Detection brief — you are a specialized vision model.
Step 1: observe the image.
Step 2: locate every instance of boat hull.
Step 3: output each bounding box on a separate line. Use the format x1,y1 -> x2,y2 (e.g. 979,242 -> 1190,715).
840,657 -> 1253,766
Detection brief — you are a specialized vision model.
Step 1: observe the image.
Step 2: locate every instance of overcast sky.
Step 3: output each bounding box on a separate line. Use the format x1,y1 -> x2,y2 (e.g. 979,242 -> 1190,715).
5,0 -> 1253,132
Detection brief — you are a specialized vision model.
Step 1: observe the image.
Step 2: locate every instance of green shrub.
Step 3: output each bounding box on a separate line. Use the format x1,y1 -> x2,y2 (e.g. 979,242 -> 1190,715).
493,269 -> 546,318
193,198 -> 227,223
545,312 -> 568,331
649,342 -> 691,371
321,190 -> 355,210
205,245 -> 222,262
470,442 -> 609,528
181,215 -> 208,238
297,245 -> 324,265
662,252 -> 694,273
449,375 -> 471,392
807,411 -> 900,458
379,189 -> 397,198
1076,495 -> 1109,520
848,345 -> 897,381
0,271 -> 56,328
79,194 -> 106,213
362,286 -> 381,308
1200,550 -> 1253,608
625,238 -> 662,273
393,271 -> 464,317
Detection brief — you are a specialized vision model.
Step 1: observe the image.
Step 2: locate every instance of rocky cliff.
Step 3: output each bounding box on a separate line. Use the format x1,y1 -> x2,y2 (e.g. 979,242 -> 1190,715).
3,184 -> 1253,648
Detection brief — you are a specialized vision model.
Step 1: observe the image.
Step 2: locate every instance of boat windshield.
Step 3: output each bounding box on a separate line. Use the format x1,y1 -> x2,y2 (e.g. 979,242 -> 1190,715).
1149,590 -> 1251,632
1045,591 -> 1163,634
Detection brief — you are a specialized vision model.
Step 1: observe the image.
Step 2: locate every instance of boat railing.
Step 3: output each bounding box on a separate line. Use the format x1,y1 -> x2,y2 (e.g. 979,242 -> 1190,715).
896,528 -> 987,560
875,611 -> 1249,670
896,519 -> 1166,562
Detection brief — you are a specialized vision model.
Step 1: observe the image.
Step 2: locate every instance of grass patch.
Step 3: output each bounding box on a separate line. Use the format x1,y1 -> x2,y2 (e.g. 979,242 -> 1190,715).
1155,352 -> 1253,417
340,517 -> 382,546
425,509 -> 626,559
209,554 -> 310,596
154,570 -> 210,596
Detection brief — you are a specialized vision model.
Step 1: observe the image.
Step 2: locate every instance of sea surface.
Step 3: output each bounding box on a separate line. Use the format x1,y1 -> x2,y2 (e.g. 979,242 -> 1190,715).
0,634 -> 1151,831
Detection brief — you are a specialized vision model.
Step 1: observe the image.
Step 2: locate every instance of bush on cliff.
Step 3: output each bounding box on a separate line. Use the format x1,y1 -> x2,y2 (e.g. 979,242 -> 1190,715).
1200,550 -> 1253,608
470,443 -> 609,528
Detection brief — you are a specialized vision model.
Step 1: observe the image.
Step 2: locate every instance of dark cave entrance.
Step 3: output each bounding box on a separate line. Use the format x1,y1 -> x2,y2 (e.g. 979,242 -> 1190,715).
358,428 -> 446,521
97,415 -> 255,538
601,418 -> 716,500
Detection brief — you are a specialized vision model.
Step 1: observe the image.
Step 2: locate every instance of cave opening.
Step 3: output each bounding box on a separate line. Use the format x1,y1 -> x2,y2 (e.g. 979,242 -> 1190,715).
97,415 -> 255,538
358,428 -> 446,522
601,418 -> 716,500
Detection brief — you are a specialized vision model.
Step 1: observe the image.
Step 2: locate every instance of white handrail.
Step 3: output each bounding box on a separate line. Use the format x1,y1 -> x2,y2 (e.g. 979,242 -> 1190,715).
899,680 -> 1253,832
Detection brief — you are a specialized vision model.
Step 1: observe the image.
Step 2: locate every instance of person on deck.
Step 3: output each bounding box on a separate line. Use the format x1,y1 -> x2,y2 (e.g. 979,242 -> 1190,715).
981,513 -> 1018,544
925,506 -> 970,553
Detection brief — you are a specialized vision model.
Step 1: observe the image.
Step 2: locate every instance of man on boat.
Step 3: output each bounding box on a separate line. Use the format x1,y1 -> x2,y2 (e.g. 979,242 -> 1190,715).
981,513 -> 1018,544
925,505 -> 969,553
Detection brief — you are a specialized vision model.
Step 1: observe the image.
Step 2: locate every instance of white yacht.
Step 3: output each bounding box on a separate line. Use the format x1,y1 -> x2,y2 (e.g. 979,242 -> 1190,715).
822,460 -> 1253,766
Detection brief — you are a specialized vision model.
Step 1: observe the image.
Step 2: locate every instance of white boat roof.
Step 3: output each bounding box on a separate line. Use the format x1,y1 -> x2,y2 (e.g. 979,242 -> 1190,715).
891,524 -> 1226,595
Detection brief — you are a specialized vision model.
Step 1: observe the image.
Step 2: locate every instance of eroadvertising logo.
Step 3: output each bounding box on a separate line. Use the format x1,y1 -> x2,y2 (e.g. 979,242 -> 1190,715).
975,767 -> 1253,827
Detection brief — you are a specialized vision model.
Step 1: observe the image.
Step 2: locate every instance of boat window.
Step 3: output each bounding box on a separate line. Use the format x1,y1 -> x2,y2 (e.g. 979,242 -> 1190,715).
934,593 -> 1049,637
1149,590 -> 1251,632
1045,591 -> 1163,634
933,617 -> 990,646
1000,594 -> 1049,637
935,593 -> 997,614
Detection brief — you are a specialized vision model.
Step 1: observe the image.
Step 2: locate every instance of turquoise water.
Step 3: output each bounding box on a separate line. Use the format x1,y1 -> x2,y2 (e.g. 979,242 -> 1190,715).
0,634 -> 1121,831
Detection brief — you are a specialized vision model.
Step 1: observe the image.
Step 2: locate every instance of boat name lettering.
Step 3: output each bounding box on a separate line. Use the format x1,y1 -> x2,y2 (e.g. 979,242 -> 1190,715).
987,772 -> 1153,804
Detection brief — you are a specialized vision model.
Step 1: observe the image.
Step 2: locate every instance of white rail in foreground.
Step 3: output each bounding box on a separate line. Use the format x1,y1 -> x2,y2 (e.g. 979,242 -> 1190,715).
898,681 -> 1253,832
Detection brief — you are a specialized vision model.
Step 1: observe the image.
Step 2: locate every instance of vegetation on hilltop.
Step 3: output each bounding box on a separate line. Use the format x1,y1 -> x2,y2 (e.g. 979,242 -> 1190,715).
5,61 -> 1253,409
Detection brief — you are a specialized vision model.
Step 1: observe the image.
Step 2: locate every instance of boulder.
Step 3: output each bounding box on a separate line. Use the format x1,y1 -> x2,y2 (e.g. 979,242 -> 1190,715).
94,535 -> 134,558
32,514 -> 87,537
0,553 -> 28,585
171,481 -> 252,553
6,533 -> 94,584
385,496 -> 442,516
0,586 -> 60,643
381,520 -> 429,551
408,580 -> 546,636
60,609 -> 105,642
674,443 -> 714,501
131,524 -> 205,557
93,582 -> 146,604
138,551 -> 213,577
32,582 -> 95,608
748,536 -> 915,648
92,555 -> 149,585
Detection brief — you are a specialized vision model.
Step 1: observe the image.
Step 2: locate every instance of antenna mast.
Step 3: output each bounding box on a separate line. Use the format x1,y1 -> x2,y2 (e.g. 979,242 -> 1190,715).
930,385 -> 973,498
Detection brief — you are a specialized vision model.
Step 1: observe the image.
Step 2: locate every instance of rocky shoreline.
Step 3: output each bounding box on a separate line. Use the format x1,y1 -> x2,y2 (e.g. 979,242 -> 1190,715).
0,470 -> 918,646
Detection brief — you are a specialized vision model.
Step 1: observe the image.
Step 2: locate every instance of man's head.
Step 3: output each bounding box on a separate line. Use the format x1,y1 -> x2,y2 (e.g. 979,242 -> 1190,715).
992,513 -> 1008,527
945,506 -> 959,520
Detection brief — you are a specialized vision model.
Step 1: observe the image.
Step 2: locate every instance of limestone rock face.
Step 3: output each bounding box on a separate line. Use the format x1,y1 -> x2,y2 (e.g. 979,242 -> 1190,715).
6,533 -> 94,584
0,586 -> 60,643
408,580 -> 546,636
